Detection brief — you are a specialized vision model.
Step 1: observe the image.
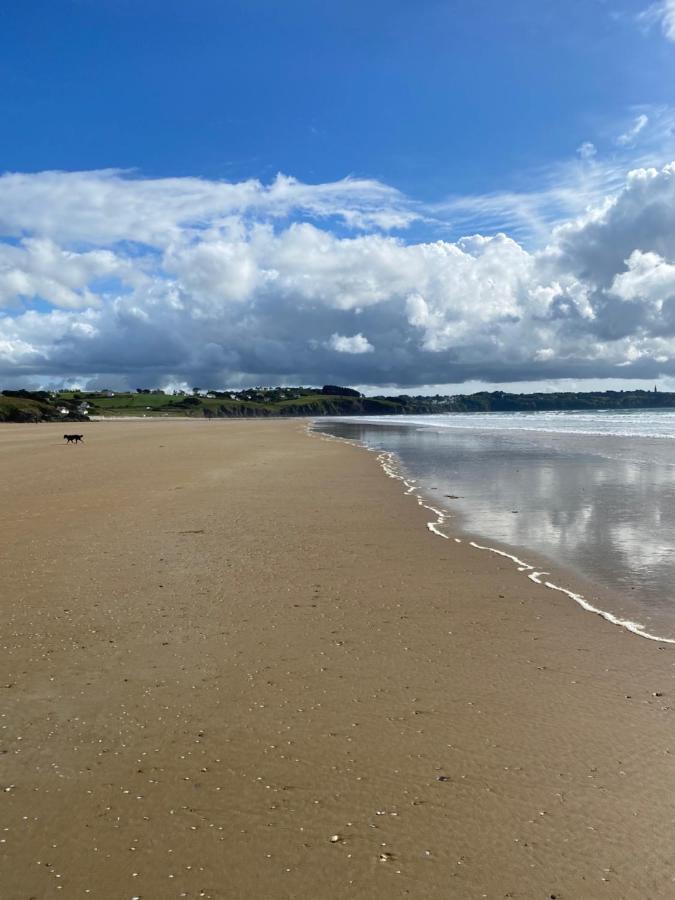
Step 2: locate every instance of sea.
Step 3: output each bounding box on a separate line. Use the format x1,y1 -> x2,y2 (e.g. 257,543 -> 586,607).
314,409 -> 675,643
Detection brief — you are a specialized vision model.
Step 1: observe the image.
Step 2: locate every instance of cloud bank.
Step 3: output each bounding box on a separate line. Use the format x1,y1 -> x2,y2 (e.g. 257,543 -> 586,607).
1,163 -> 675,389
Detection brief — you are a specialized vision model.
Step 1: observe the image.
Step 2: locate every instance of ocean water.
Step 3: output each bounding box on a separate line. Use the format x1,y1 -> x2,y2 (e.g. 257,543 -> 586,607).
314,409 -> 675,643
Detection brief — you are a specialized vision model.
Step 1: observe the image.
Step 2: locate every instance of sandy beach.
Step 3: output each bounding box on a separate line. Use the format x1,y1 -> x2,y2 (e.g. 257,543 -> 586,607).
2,419 -> 675,899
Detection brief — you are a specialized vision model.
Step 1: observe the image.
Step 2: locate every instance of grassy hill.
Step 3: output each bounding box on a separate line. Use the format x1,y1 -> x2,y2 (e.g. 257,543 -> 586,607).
0,392 -> 87,423
72,390 -> 406,418
4,386 -> 675,422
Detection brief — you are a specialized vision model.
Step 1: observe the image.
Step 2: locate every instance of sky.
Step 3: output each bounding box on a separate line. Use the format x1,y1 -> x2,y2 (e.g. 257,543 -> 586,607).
2,0 -> 675,392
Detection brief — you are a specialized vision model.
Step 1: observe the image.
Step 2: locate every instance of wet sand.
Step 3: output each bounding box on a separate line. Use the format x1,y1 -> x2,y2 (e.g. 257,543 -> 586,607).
1,419 -> 675,899
316,419 -> 675,642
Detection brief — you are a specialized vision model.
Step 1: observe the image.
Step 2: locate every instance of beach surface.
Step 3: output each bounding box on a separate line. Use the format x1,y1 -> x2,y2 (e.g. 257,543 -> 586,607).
1,419 -> 675,899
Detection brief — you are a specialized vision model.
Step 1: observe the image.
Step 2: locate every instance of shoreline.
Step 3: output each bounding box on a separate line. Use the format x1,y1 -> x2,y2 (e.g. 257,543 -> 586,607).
314,419 -> 675,646
3,419 -> 675,898
381,442 -> 675,646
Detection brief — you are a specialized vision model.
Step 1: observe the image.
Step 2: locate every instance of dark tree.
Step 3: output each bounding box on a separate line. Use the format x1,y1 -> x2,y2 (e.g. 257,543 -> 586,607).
321,385 -> 362,398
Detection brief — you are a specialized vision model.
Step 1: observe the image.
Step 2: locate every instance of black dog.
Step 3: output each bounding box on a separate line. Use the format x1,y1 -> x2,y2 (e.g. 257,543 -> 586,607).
63,434 -> 84,444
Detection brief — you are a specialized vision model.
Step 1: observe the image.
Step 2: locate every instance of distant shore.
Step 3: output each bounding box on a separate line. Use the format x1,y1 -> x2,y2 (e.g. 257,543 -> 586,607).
2,419 -> 675,898
3,386 -> 675,423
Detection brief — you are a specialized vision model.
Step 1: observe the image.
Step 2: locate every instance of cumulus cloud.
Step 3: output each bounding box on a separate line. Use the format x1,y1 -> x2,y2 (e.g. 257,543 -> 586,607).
0,237 -> 146,309
327,333 -> 374,354
1,164 -> 675,389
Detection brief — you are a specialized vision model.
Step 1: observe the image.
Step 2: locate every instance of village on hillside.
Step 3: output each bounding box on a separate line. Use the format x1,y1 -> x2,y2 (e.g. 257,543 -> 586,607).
0,383 -> 671,422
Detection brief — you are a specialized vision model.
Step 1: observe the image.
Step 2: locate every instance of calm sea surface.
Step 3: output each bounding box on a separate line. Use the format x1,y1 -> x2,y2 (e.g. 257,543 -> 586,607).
314,410 -> 675,641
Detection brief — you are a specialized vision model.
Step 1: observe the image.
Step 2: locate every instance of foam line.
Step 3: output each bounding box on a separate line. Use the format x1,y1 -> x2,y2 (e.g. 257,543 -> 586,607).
542,580 -> 675,644
468,541 -> 533,571
528,571 -> 549,584
309,423 -> 675,646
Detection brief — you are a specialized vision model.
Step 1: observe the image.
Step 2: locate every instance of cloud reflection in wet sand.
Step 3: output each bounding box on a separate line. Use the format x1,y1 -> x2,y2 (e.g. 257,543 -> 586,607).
318,416 -> 675,639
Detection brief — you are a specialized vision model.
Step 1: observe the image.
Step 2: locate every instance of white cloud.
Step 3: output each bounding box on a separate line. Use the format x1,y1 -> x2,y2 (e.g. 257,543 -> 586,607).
611,250 -> 675,310
0,238 -> 143,309
327,333 -> 374,354
436,106 -> 675,243
163,236 -> 261,305
639,1 -> 675,41
577,142 -> 597,160
434,156 -> 626,244
617,114 -> 649,146
0,170 -> 418,247
1,162 -> 675,389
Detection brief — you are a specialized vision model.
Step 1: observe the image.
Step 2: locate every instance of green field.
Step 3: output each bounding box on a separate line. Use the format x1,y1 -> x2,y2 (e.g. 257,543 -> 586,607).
5,387 -> 675,423
52,390 -> 406,418
0,394 -> 78,422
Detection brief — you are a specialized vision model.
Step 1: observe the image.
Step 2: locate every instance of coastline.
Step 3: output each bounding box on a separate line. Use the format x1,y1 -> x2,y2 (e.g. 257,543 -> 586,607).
2,419 -> 675,898
381,440 -> 675,645
314,418 -> 675,646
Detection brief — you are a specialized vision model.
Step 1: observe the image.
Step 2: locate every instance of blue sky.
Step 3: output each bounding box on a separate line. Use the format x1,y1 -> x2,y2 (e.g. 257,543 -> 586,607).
1,0 -> 675,391
1,0 -> 670,195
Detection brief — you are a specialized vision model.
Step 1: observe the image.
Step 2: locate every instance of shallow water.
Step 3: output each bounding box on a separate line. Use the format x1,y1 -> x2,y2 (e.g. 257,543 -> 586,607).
314,410 -> 675,641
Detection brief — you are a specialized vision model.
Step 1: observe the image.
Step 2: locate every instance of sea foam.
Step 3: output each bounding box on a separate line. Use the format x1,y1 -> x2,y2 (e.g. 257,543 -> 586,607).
312,421 -> 675,646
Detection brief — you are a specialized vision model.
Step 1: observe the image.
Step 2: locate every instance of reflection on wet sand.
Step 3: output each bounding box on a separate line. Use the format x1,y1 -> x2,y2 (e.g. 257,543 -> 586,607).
317,422 -> 675,638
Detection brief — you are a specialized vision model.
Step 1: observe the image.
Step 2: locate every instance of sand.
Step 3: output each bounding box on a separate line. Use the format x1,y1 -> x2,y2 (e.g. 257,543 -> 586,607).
1,419 -> 675,899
